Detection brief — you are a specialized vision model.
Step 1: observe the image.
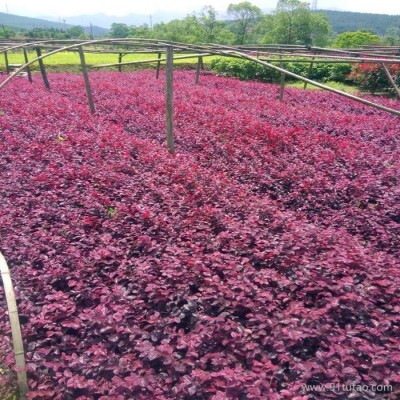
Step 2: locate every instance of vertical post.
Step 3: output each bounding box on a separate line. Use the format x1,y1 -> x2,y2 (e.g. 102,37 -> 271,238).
0,253 -> 28,400
78,46 -> 96,114
118,53 -> 122,72
382,63 -> 400,100
4,50 -> 10,74
279,60 -> 285,101
304,56 -> 315,90
35,48 -> 50,90
156,52 -> 162,79
195,56 -> 203,85
23,48 -> 32,83
165,46 -> 175,154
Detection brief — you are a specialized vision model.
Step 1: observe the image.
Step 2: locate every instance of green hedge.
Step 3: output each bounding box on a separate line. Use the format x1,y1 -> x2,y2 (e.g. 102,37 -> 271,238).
210,58 -> 282,82
210,57 -> 353,84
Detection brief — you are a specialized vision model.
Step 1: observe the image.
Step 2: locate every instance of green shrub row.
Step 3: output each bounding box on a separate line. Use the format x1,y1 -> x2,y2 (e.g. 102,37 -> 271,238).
210,57 -> 353,84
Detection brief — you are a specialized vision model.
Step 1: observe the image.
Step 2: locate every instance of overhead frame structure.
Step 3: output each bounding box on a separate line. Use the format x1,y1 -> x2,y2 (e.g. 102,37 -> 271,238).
0,39 -> 400,130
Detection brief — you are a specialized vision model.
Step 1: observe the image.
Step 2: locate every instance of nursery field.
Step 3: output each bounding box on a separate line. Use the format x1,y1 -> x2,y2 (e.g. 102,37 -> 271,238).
0,70 -> 399,399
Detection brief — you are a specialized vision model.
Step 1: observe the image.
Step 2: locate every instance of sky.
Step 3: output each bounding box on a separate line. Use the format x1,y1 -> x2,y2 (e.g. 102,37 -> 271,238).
2,0 -> 399,18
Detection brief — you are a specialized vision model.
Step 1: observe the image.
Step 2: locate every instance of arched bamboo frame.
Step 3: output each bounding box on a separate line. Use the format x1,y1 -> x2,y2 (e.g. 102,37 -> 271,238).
1,39 -> 399,116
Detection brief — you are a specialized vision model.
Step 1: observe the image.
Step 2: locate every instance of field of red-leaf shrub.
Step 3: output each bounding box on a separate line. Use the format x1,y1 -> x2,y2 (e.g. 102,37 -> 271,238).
0,70 -> 399,400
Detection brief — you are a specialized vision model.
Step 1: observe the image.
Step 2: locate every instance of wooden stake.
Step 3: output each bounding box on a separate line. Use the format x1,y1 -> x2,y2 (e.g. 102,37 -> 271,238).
0,252 -> 28,399
118,53 -> 122,72
279,60 -> 285,101
165,46 -> 175,154
23,48 -> 32,83
4,50 -> 10,74
35,48 -> 50,89
195,56 -> 203,85
304,56 -> 315,89
156,52 -> 162,79
78,47 -> 96,114
382,63 -> 400,99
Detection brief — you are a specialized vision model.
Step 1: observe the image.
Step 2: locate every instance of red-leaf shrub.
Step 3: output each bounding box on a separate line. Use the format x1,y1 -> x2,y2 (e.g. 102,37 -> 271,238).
0,71 -> 399,399
349,63 -> 400,95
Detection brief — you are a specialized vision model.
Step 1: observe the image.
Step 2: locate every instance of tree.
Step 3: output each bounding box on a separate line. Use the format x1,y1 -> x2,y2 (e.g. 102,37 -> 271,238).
310,13 -> 331,47
0,26 -> 14,38
196,6 -> 235,44
129,24 -> 152,39
197,6 -> 218,42
271,0 -> 312,44
151,17 -> 200,43
67,26 -> 85,39
261,0 -> 331,46
333,30 -> 382,48
384,27 -> 400,46
227,2 -> 262,44
109,23 -> 129,38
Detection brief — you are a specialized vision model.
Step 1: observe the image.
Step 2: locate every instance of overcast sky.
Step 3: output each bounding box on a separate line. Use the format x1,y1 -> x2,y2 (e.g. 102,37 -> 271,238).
3,0 -> 399,18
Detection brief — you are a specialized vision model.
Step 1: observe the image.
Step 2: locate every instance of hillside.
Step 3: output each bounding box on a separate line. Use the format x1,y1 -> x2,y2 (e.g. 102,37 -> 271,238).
317,9 -> 400,35
58,12 -> 186,29
0,12 -> 108,36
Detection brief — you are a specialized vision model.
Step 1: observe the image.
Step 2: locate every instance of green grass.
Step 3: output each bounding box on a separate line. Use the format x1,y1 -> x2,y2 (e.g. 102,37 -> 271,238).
0,50 -> 215,71
287,80 -> 360,94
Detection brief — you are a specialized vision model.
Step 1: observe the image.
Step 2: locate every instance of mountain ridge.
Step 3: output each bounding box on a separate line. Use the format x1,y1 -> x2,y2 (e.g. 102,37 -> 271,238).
316,9 -> 400,35
0,12 -> 108,36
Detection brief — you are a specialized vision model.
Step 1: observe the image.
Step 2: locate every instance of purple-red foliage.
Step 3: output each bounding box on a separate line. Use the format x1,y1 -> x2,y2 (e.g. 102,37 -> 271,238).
0,71 -> 399,399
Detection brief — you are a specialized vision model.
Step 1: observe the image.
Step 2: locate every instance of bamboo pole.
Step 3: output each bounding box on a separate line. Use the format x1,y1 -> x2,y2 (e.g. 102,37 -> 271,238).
23,48 -> 32,83
78,47 -> 96,114
0,252 -> 28,399
279,60 -> 285,101
260,57 -> 400,64
382,63 -> 400,99
4,50 -> 9,73
258,53 -> 400,63
304,56 -> 315,89
35,47 -> 50,89
156,52 -> 161,79
118,53 -> 123,72
165,46 -> 175,154
195,56 -> 203,85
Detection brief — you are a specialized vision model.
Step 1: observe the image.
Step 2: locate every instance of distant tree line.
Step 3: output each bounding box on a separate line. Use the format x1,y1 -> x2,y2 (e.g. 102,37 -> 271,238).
108,1 -> 400,47
318,9 -> 400,36
1,0 -> 399,47
109,0 -> 332,47
0,25 -> 90,39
